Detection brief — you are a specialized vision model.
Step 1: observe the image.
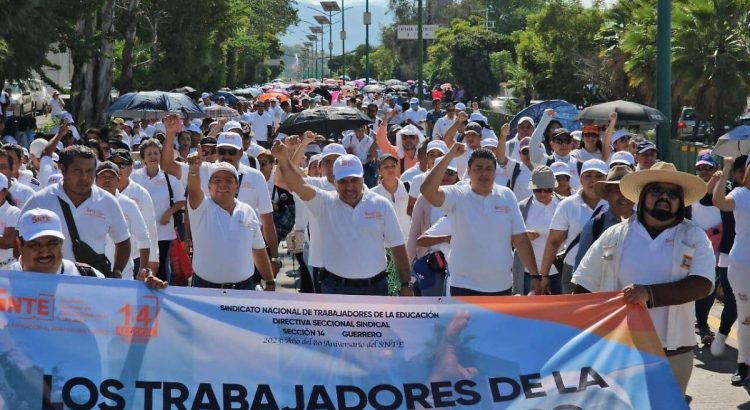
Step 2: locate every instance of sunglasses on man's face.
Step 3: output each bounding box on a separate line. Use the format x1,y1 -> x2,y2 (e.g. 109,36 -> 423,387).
696,165 -> 715,172
533,188 -> 553,194
218,148 -> 238,156
553,138 -> 573,145
556,175 -> 570,182
444,169 -> 457,177
646,185 -> 682,200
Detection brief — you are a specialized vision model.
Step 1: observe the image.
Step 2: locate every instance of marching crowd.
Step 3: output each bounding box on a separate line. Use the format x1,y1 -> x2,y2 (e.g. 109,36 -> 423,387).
0,89 -> 749,395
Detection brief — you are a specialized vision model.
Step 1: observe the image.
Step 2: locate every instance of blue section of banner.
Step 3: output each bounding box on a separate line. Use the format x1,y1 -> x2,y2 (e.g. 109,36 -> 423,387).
0,271 -> 686,409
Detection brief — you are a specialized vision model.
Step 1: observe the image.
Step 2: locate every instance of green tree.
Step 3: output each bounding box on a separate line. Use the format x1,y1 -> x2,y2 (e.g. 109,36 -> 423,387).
368,46 -> 399,80
425,18 -> 503,99
512,0 -> 605,104
672,0 -> 750,138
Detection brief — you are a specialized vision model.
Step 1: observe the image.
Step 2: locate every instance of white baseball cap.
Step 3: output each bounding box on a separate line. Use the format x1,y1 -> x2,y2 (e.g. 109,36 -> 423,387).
62,112 -> 74,124
581,159 -> 609,175
18,208 -> 65,241
609,151 -> 635,167
455,103 -> 466,111
29,139 -> 48,158
321,143 -> 346,159
209,161 -> 239,181
409,97 -> 419,104
124,120 -> 134,129
426,140 -> 448,155
152,122 -> 167,137
333,154 -> 364,181
434,156 -> 458,172
571,130 -> 582,141
216,132 -> 242,150
201,92 -> 210,99
187,123 -> 202,134
469,112 -> 487,123
246,144 -> 266,158
304,144 -> 322,154
222,120 -> 242,133
611,129 -> 633,145
550,161 -> 571,177
480,138 -> 499,148
308,154 -> 322,165
518,116 -> 535,127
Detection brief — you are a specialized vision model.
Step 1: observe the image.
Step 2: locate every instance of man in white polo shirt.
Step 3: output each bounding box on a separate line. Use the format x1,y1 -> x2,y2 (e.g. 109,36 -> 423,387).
420,143 -> 540,295
160,118 -> 281,275
21,146 -> 131,278
406,140 -> 447,215
273,141 -> 413,296
186,152 -> 275,290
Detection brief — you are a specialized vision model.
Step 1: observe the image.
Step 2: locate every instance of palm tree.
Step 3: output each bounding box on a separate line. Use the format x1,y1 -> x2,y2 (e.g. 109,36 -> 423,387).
672,0 -> 750,140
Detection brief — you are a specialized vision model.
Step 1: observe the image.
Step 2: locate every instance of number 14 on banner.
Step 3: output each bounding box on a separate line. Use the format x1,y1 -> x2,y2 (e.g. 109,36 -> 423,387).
116,295 -> 160,341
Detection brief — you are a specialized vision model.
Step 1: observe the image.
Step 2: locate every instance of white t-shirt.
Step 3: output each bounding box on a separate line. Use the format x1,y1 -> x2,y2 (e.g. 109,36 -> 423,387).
400,164 -> 423,185
121,180 -> 159,263
17,170 -> 41,192
691,200 -> 722,230
432,116 -> 456,140
305,187 -> 404,278
9,258 -> 105,277
105,193 -> 151,277
189,198 -> 266,283
403,107 -> 428,125
37,156 -> 59,190
408,172 -> 425,199
131,168 -> 185,241
524,196 -> 561,275
21,183 -> 130,261
251,111 -> 275,142
9,181 -> 34,208
303,176 -> 336,267
618,220 -> 715,347
371,181 -> 411,240
500,158 -> 532,202
0,200 -> 21,264
728,187 -> 750,266
549,193 -> 609,266
571,148 -> 602,162
50,98 -> 64,116
440,183 -> 526,292
424,215 -> 452,256
341,133 -> 374,163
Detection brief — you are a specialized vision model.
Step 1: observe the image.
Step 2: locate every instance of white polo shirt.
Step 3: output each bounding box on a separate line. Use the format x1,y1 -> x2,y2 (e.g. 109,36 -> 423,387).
121,180 -> 159,263
105,193 -> 151,276
372,181 -> 411,239
525,196 -> 561,275
440,183 -> 526,292
728,187 -> 750,266
0,200 -> 21,265
549,192 -> 609,266
9,180 -> 34,208
37,156 -> 59,189
424,215 -> 452,256
131,168 -> 184,241
432,115 -> 456,140
408,172 -> 425,199
499,158 -> 532,202
305,187 -> 404,278
178,162 -> 273,217
189,197 -> 267,283
17,170 -> 41,192
251,111 -> 275,142
303,176 -> 336,268
21,183 -> 130,261
403,107 -> 428,125
400,164 -> 423,185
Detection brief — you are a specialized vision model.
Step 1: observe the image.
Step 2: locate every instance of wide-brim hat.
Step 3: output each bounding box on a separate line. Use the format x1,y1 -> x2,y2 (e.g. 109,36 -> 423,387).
594,165 -> 632,198
620,161 -> 707,206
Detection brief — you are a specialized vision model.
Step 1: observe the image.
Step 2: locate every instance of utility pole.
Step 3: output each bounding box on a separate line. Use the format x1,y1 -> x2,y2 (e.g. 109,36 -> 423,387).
364,0 -> 371,84
417,0 -> 423,101
655,0 -> 671,160
341,0 -> 346,79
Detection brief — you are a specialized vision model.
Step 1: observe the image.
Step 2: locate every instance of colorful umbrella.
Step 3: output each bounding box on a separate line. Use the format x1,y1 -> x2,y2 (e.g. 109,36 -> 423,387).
258,92 -> 289,103
203,105 -> 239,119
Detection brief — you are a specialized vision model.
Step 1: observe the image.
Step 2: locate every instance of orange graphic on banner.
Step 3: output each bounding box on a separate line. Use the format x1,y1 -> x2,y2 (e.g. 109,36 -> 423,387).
115,295 -> 160,341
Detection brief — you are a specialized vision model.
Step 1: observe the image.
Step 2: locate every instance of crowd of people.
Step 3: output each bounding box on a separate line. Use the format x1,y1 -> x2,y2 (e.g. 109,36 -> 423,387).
0,87 -> 748,396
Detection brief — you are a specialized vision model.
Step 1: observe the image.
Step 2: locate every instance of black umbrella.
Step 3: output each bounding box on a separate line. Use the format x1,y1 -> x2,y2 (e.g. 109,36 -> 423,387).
170,86 -> 197,95
312,87 -> 333,103
385,79 -> 404,86
278,106 -> 374,136
576,100 -> 667,126
106,91 -> 205,119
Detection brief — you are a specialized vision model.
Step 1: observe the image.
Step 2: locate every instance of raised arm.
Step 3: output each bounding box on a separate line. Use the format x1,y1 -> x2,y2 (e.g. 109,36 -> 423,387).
186,146 -> 205,210
272,140 -> 317,201
529,109 -> 553,166
496,123 -> 510,163
443,111 -> 468,148
713,157 -> 736,212
161,114 -> 184,179
43,121 -> 68,157
375,110 -> 398,155
421,143 -> 465,207
601,112 -> 617,163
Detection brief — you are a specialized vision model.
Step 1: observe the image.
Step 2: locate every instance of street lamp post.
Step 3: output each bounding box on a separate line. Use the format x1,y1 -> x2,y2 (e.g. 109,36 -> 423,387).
311,23 -> 326,80
306,36 -> 318,78
320,2 -> 341,78
417,0 -> 423,101
364,0 -> 371,84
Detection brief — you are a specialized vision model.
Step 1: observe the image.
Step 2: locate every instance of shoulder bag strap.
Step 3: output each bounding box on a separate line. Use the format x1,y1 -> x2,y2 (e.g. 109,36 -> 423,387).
164,172 -> 175,208
57,197 -> 81,242
235,173 -> 244,198
560,204 -> 606,260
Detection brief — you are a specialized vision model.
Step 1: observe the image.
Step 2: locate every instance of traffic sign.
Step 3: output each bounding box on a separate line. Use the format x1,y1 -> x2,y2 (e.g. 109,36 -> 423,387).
397,25 -> 438,40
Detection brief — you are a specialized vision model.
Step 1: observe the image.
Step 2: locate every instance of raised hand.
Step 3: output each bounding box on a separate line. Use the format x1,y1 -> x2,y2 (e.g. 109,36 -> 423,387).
448,142 -> 466,158
163,114 -> 182,135
271,139 -> 288,160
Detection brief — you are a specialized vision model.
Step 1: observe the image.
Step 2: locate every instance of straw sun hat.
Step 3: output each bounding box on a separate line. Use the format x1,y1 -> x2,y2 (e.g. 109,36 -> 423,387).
619,161 -> 707,206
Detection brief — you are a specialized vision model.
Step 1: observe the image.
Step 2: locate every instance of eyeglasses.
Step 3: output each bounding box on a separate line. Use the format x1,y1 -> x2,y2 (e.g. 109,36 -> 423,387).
445,169 -> 457,176
259,159 -> 274,167
202,147 -> 217,156
646,185 -> 682,200
218,148 -> 238,156
110,161 -> 129,169
553,138 -> 573,145
533,188 -> 553,193
583,133 -> 599,139
696,165 -> 715,172
555,175 -> 571,182
520,150 -> 530,155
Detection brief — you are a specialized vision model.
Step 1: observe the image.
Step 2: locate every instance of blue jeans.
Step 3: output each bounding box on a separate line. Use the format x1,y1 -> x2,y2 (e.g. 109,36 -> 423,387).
157,240 -> 172,284
320,274 -> 388,296
717,266 -> 737,336
524,273 -> 563,295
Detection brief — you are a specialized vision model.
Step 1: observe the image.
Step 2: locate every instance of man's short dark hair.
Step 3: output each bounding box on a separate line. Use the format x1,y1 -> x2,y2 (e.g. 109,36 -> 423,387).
734,155 -> 748,172
432,98 -> 441,105
0,148 -> 14,170
139,138 -> 162,153
59,145 -> 97,170
2,144 -> 23,163
468,148 -> 497,169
